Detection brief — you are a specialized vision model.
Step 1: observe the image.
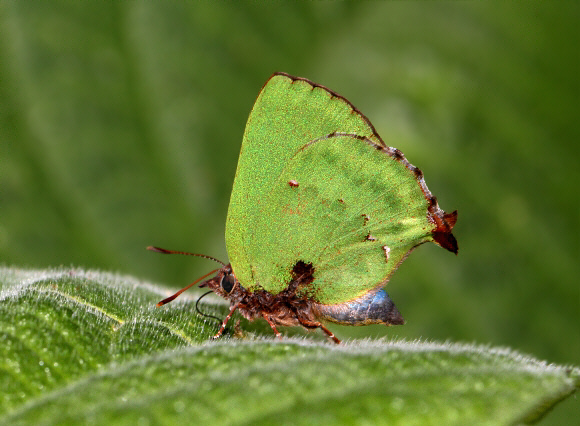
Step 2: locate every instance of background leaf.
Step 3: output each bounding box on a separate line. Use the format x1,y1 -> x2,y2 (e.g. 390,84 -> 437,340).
1,268 -> 578,425
1,1 -> 578,423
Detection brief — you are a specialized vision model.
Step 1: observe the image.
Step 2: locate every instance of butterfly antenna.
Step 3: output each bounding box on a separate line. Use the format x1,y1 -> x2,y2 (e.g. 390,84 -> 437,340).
147,246 -> 226,266
156,268 -> 220,307
195,290 -> 223,323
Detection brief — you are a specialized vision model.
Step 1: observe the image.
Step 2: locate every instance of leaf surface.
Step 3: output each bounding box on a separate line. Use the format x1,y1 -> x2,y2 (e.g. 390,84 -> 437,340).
1,267 -> 577,425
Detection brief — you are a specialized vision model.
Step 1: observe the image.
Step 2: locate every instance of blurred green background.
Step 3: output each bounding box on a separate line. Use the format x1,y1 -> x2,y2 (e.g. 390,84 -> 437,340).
1,1 -> 578,421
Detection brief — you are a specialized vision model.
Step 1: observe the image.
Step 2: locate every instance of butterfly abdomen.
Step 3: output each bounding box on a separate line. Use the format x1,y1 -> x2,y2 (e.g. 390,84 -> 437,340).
312,288 -> 404,326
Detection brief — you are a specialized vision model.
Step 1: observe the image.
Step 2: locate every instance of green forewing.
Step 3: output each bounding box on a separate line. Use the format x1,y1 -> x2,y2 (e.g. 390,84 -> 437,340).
226,74 -> 436,305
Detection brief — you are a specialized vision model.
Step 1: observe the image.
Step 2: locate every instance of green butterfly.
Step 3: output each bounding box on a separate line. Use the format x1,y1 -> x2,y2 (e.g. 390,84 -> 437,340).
151,72 -> 458,343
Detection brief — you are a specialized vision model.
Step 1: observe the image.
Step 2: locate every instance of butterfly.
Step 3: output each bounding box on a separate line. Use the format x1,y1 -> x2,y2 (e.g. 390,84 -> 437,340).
150,72 -> 458,343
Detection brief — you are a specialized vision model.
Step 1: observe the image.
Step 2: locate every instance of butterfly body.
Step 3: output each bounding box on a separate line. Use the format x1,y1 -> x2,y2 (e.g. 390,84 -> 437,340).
200,261 -> 403,343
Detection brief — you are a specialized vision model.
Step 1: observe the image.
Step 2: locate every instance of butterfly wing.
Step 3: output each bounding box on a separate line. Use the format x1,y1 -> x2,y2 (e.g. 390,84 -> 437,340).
226,73 -> 457,306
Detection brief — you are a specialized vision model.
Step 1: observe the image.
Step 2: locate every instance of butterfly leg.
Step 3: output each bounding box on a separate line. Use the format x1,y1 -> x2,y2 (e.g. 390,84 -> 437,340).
318,324 -> 341,344
213,302 -> 240,339
298,318 -> 340,344
262,313 -> 283,339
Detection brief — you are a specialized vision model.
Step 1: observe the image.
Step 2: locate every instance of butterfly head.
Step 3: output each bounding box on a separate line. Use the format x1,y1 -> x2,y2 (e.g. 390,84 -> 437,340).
199,264 -> 243,301
147,246 -> 244,306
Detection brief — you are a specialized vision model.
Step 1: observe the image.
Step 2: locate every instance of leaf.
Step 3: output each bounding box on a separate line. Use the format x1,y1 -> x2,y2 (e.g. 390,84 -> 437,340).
0,267 -> 222,413
1,267 -> 577,425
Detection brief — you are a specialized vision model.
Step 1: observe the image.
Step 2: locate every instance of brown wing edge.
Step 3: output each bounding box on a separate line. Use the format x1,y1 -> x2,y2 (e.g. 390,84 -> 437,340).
267,72 -> 387,147
372,143 -> 458,255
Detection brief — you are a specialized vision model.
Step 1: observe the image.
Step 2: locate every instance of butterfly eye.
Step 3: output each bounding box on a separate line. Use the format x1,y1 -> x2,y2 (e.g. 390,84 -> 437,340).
220,273 -> 236,293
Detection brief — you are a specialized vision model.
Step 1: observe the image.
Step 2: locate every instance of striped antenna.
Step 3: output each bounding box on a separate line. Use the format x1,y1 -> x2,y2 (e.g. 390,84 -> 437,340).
147,246 -> 226,266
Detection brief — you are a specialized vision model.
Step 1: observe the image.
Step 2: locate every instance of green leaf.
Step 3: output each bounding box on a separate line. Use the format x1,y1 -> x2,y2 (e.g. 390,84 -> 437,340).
1,267 -> 577,425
